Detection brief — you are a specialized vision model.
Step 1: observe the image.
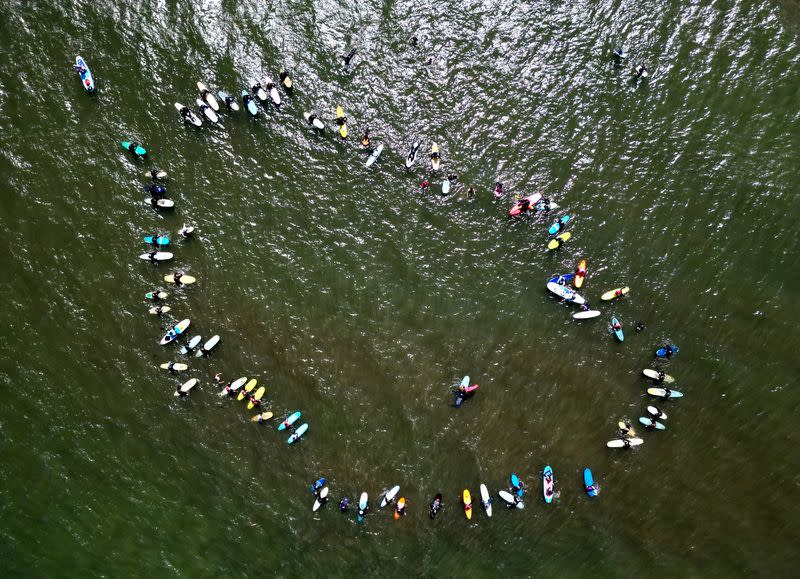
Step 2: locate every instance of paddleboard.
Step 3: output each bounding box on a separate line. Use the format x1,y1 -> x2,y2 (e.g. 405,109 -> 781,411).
647,387 -> 683,399
405,141 -> 421,168
611,317 -> 624,341
164,274 -> 196,285
303,112 -> 325,130
335,105 -> 347,138
394,497 -> 406,520
250,411 -> 274,422
313,486 -> 329,511
148,306 -> 170,315
639,416 -> 666,430
548,215 -> 572,235
431,142 -> 441,170
547,232 -> 571,250
139,252 -> 173,261
647,405 -> 668,420
217,90 -> 240,111
265,77 -> 280,106
278,411 -> 301,431
159,319 -> 190,345
508,193 -> 542,217
219,376 -> 248,397
441,177 -> 451,195
249,79 -> 267,102
144,235 -> 170,246
237,379 -> 257,401
548,272 -> 575,285
174,378 -> 198,396
656,345 -> 679,358
643,369 -> 675,383
480,484 -> 492,517
288,423 -> 308,444
180,335 -> 202,355
145,291 -> 167,300
197,81 -> 219,111
196,98 -> 219,124
463,489 -> 472,520
159,362 -> 187,372
381,485 -> 400,507
144,198 -> 175,209
241,90 -> 258,116
601,286 -> 630,301
122,141 -> 147,156
195,335 -> 220,357
575,259 -> 587,288
174,102 -> 202,127
543,466 -> 555,504
573,310 -> 601,319
247,386 -> 265,409
365,143 -> 384,167
75,55 -> 95,93
584,468 -> 598,497
606,437 -> 644,448
510,474 -> 524,497
546,281 -> 586,305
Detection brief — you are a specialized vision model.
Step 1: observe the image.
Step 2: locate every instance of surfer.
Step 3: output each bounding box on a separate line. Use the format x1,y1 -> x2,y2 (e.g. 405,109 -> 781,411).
395,500 -> 407,517
635,321 -> 646,332
420,180 -> 430,192
493,182 -> 504,198
339,497 -> 350,512
342,48 -> 356,66
635,64 -> 649,78
361,128 -> 370,147
179,224 -> 194,238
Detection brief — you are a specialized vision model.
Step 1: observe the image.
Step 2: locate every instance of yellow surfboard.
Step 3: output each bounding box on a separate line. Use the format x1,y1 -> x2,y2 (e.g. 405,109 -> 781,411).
164,274 -> 196,285
547,232 -> 571,250
237,378 -> 257,401
336,106 -> 348,139
251,411 -> 274,422
159,362 -> 187,371
247,386 -> 266,409
574,259 -> 587,288
431,142 -> 440,170
601,286 -> 630,301
463,489 -> 472,520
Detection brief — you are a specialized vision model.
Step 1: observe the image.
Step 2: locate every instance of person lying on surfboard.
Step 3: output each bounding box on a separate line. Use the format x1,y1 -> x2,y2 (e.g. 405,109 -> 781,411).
493,182 -> 504,198
361,128 -> 370,147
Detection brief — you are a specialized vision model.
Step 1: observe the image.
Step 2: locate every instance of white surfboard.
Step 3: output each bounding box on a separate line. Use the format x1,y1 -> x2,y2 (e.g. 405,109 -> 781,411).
480,484 -> 492,517
174,378 -> 198,396
159,362 -> 187,371
647,405 -> 668,420
572,310 -> 601,319
197,82 -> 219,111
265,77 -> 280,105
303,112 -> 325,130
195,334 -> 220,357
218,376 -> 248,397
380,485 -> 400,507
144,198 -> 174,208
359,492 -> 368,510
180,335 -> 202,355
607,437 -> 644,448
366,143 -> 384,167
643,369 -> 675,383
174,102 -> 202,126
547,282 -> 586,305
139,252 -> 173,261
313,486 -> 329,511
249,79 -> 267,101
148,306 -> 171,315
196,98 -> 219,123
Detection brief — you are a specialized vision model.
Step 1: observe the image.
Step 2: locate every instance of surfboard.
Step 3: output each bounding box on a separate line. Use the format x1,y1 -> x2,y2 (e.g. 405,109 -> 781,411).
430,142 -> 441,170
381,485 -> 400,507
139,252 -> 173,261
548,215 -> 572,235
441,177 -> 451,195
647,406 -> 668,420
179,335 -> 202,355
75,55 -> 95,93
278,411 -> 301,431
313,486 -> 328,511
543,466 -> 554,504
405,141 -> 421,168
144,235 -> 170,246
358,492 -> 368,521
288,423 -> 308,444
122,141 -> 147,156
303,112 -> 325,130
510,474 -> 524,497
144,198 -> 174,209
174,378 -> 198,396
365,143 -> 384,167
647,387 -> 683,399
251,411 -> 274,422
546,281 -> 586,305
195,335 -> 220,357
575,259 -> 587,288
336,106 -> 347,138
146,169 -> 168,180
547,232 -> 571,250
149,306 -> 171,316
601,286 -> 630,301
480,484 -> 492,517
175,102 -> 202,126
656,345 -> 679,357
160,362 -> 187,372
498,490 -> 520,507
572,310 -> 601,319
241,90 -> 258,116
196,98 -> 219,123
606,437 -> 644,448
145,291 -> 167,300
584,468 -> 598,497
535,200 -> 560,212
249,79 -> 267,102
548,273 -> 575,285
197,82 -> 219,111
164,274 -> 196,285
160,319 -> 190,345
611,317 -> 624,341
264,77 -> 280,106
247,386 -> 265,409
643,369 -> 675,383
508,193 -> 542,216
639,416 -> 666,430
219,376 -> 248,397
463,489 -> 472,520
217,90 -> 240,111
237,379 -> 257,401
394,497 -> 406,520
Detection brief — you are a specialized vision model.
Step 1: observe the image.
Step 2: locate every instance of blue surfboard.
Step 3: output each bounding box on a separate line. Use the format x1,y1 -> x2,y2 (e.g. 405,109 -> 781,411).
548,273 -> 575,285
611,317 -> 624,342
144,235 -> 170,246
656,345 -> 679,358
583,468 -> 598,497
548,215 -> 571,235
510,473 -> 524,497
311,477 -> 327,493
